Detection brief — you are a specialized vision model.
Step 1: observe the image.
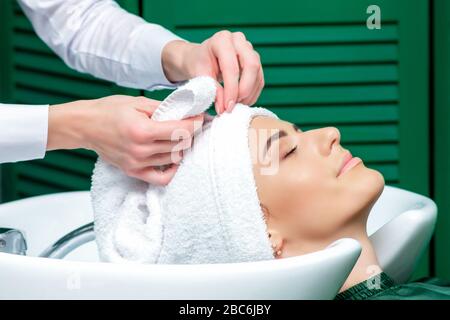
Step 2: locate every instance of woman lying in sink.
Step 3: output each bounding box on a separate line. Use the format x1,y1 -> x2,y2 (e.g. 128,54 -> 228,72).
92,101 -> 450,300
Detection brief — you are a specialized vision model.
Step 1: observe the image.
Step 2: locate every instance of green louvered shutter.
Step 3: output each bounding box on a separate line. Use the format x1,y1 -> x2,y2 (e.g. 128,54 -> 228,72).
3,0 -> 429,200
145,0 -> 428,191
2,0 -> 139,199
1,0 -> 430,276
143,0 -> 429,276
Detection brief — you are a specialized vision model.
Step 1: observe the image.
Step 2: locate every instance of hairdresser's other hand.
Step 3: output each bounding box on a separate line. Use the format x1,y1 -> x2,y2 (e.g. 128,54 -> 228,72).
162,31 -> 264,114
47,95 -> 203,185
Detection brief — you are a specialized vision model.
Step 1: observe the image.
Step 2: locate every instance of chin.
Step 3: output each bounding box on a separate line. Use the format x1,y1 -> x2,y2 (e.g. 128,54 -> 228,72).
345,164 -> 385,215
360,166 -> 385,204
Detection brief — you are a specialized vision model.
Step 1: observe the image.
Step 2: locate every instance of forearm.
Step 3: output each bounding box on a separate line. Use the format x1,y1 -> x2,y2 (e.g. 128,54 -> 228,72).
47,95 -> 201,185
18,0 -> 185,91
47,101 -> 91,151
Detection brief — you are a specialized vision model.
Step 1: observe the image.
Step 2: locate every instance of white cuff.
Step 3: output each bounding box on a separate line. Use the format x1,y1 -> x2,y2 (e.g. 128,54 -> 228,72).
0,104 -> 49,163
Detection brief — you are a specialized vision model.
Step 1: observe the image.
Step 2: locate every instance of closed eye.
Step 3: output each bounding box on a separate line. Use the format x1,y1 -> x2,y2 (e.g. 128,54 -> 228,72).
284,146 -> 297,158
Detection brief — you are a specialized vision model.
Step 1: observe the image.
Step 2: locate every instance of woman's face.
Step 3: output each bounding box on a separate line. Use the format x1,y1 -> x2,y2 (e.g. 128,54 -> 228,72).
249,116 -> 385,254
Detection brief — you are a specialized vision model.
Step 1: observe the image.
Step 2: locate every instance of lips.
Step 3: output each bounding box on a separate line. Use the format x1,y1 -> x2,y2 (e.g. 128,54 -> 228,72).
338,151 -> 362,177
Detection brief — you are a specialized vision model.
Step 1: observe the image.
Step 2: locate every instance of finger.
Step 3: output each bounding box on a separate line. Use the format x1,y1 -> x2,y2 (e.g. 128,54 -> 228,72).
153,138 -> 192,154
133,96 -> 161,116
133,139 -> 191,160
215,81 -> 225,114
232,34 -> 260,106
145,114 -> 205,140
211,31 -> 240,113
134,164 -> 179,185
242,67 -> 264,106
147,151 -> 183,166
253,67 -> 265,105
240,67 -> 261,106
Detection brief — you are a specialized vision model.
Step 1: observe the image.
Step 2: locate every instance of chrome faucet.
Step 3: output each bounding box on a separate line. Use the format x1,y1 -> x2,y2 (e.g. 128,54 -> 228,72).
39,222 -> 95,259
0,223 -> 95,259
0,228 -> 27,255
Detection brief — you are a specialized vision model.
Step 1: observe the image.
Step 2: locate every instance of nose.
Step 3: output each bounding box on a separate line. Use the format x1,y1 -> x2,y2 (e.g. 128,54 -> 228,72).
316,127 -> 341,156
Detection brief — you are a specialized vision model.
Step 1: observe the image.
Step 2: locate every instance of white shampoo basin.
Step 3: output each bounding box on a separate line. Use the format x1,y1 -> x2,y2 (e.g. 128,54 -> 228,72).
0,186 -> 436,299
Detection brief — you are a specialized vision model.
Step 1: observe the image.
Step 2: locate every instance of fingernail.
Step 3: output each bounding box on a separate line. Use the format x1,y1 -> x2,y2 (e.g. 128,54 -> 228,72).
227,100 -> 235,112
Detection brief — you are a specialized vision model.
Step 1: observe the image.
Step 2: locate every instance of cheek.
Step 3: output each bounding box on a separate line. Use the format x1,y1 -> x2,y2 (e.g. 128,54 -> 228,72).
268,164 -> 340,237
267,164 -> 382,240
290,179 -> 344,238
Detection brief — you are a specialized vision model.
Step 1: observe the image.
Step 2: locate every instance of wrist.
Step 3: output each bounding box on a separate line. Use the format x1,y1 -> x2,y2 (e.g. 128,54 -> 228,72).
161,40 -> 198,82
47,101 -> 92,151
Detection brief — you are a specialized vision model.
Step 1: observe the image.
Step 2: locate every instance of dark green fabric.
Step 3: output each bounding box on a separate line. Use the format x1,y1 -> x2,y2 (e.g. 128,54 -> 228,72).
335,272 -> 450,300
334,272 -> 395,300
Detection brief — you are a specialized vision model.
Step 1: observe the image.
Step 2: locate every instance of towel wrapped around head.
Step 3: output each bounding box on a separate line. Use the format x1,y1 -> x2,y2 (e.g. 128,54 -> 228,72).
91,76 -> 277,264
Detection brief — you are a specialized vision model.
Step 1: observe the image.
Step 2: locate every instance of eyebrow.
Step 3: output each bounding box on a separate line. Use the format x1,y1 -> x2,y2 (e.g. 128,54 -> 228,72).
264,124 -> 299,156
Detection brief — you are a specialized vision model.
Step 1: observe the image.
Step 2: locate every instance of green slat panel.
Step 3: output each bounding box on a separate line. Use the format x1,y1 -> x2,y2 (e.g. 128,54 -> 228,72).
369,163 -> 398,181
15,87 -> 76,104
348,144 -> 399,162
299,124 -> 398,144
166,0 -> 400,26
16,163 -> 91,190
0,0 -> 13,105
258,44 -> 398,65
176,24 -> 398,45
269,104 -> 398,125
387,182 -> 400,187
13,30 -> 52,54
259,85 -> 398,105
68,148 -> 98,159
15,69 -> 112,99
14,51 -> 99,81
16,179 -> 67,197
264,64 -> 398,85
38,151 -> 95,177
13,1 -> 22,11
13,13 -> 33,31
398,0 -> 428,283
434,0 -> 450,279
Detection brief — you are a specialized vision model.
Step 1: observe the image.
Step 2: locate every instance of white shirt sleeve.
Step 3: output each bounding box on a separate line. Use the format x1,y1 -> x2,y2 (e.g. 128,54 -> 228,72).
0,104 -> 48,164
17,0 -> 187,91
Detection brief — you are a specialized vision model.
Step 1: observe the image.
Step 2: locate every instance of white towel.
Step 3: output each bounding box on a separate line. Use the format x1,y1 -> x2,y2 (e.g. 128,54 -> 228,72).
91,76 -> 277,264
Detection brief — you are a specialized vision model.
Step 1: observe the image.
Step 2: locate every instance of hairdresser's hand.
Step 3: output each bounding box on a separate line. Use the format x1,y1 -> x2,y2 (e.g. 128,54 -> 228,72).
47,95 -> 203,185
162,31 -> 265,114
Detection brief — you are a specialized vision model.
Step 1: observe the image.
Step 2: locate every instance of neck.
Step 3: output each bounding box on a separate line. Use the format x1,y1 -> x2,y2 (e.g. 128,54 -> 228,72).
338,232 -> 381,292
283,210 -> 382,293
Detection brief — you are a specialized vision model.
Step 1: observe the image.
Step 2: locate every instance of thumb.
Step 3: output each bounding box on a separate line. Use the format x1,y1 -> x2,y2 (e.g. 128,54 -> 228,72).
134,97 -> 161,117
214,81 -> 225,114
